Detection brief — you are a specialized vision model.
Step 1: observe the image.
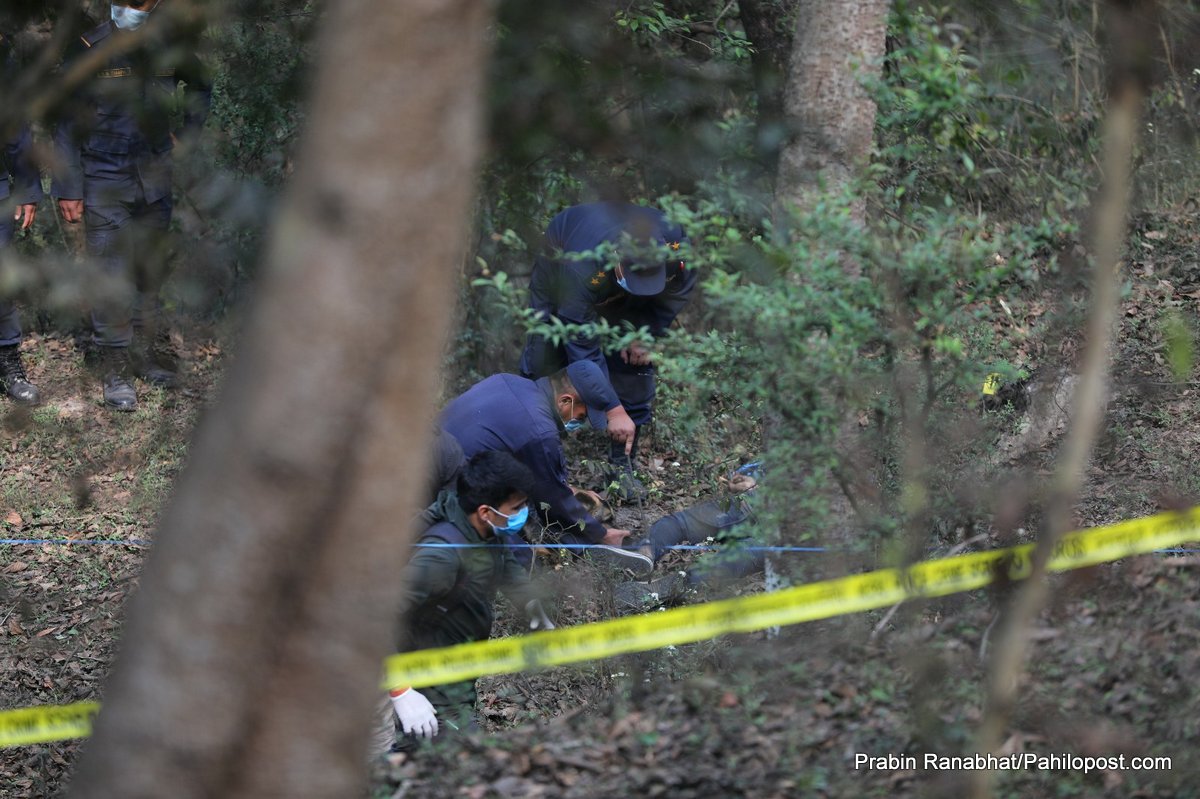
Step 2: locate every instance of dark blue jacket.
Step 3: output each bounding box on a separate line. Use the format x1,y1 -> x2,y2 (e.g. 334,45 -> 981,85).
527,202 -> 696,378
52,20 -> 211,204
1,36 -> 42,206
440,373 -> 606,543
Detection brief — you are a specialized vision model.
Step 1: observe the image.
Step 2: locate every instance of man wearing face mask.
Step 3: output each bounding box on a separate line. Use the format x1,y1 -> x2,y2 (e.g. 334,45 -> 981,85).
440,361 -> 653,576
519,202 -> 696,502
51,0 -> 211,411
381,451 -> 553,750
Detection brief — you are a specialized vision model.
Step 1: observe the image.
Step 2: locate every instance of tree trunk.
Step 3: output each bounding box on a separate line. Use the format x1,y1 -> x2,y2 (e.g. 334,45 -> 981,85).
65,1 -> 493,797
766,2 -> 890,550
775,0 -> 889,223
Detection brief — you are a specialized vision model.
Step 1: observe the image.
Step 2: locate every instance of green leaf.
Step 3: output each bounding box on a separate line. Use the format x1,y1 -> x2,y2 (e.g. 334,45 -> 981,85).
1163,310 -> 1196,382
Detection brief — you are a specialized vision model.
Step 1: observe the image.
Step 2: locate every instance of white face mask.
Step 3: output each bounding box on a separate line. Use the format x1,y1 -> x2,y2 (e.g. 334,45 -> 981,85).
111,2 -> 157,31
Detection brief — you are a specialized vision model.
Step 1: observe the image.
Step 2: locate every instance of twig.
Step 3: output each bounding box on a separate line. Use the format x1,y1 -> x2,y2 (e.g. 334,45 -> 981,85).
713,0 -> 737,27
869,534 -> 987,643
555,754 -> 604,774
869,602 -> 900,642
969,30 -> 1144,799
978,611 -> 1000,663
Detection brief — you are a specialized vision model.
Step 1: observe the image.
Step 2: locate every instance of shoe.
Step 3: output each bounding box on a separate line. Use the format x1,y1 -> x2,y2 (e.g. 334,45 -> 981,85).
132,328 -> 179,387
98,348 -> 137,411
137,362 -> 178,388
613,573 -> 689,611
607,428 -> 650,503
0,345 -> 40,405
606,457 -> 649,504
587,545 -> 654,578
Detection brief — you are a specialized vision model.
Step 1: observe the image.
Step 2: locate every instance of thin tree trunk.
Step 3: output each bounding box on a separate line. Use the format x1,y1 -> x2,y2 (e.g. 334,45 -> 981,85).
767,0 -> 890,546
775,0 -> 889,225
969,4 -> 1157,796
66,1 -> 493,797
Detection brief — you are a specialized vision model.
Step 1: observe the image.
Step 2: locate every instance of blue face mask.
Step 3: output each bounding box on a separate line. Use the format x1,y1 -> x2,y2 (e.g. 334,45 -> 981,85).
561,396 -> 587,432
487,505 -> 529,535
112,3 -> 155,30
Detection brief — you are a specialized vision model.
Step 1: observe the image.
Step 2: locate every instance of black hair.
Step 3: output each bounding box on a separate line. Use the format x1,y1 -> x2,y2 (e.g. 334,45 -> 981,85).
547,367 -> 577,399
455,451 -> 535,515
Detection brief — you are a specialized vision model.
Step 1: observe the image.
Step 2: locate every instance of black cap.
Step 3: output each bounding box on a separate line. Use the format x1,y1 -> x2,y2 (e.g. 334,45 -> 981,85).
565,361 -> 619,430
616,259 -> 667,296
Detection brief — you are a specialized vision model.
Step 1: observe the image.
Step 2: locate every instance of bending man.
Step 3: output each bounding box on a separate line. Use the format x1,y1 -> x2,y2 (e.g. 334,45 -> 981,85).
441,361 -> 653,575
519,202 -> 696,500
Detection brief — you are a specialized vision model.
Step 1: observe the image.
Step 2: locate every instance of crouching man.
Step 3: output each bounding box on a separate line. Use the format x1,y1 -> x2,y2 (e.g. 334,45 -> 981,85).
379,451 -> 555,753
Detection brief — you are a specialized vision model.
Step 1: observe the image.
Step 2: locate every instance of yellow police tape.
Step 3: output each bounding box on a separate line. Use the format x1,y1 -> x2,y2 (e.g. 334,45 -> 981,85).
382,505 -> 1200,689
3,507 -> 1199,747
0,702 -> 99,748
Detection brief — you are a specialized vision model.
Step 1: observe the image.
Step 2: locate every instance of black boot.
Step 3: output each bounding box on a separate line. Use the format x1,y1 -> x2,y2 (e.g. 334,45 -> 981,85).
132,327 -> 178,388
613,573 -> 691,612
607,426 -> 648,503
0,344 -> 40,405
98,347 -> 137,411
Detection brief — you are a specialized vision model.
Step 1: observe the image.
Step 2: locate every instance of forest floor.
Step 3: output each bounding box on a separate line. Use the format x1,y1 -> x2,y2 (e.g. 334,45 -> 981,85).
3,207 -> 1200,798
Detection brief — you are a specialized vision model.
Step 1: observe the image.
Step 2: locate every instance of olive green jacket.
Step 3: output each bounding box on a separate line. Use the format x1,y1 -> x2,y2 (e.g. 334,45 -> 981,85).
399,492 -> 539,652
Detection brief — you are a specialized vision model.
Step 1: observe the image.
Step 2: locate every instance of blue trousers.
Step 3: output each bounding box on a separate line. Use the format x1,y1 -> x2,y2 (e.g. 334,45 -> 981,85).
0,214 -> 20,347
645,498 -> 762,583
84,192 -> 172,348
520,337 -> 656,427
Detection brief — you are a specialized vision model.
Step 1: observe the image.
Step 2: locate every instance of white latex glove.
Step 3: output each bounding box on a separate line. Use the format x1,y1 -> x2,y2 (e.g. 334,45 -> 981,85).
390,688 -> 439,739
525,599 -> 556,631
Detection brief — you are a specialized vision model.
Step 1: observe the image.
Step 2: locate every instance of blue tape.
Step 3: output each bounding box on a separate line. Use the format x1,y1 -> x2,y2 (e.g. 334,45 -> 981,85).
2,538 -> 1196,555
420,542 -> 830,553
0,539 -> 820,552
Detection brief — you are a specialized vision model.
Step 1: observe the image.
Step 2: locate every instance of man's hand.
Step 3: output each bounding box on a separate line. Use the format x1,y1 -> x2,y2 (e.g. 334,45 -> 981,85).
601,527 -> 632,547
390,688 -> 439,739
605,406 -> 636,455
58,199 -> 84,224
620,340 -> 653,366
14,204 -> 36,230
723,473 -> 758,494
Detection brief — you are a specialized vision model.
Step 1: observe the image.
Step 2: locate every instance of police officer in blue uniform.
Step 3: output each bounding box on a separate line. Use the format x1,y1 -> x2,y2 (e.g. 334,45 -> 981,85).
440,361 -> 654,575
52,0 -> 211,410
519,202 -> 696,500
0,33 -> 43,405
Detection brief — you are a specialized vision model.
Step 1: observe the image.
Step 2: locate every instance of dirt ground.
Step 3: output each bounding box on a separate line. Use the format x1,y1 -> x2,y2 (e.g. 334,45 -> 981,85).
3,209 -> 1200,797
